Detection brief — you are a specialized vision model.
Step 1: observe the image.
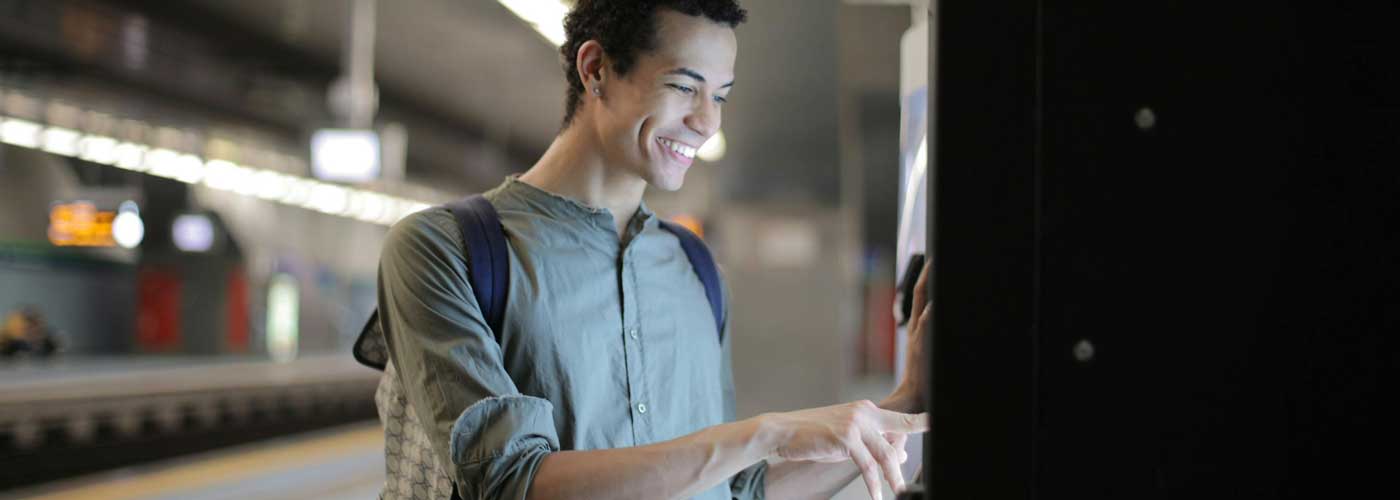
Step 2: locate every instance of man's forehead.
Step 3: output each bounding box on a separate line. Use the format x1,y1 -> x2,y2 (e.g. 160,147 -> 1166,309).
644,13 -> 737,83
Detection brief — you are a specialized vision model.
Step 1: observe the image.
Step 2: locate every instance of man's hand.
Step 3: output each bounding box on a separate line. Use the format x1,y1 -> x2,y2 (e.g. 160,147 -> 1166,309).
760,400 -> 929,500
887,262 -> 931,413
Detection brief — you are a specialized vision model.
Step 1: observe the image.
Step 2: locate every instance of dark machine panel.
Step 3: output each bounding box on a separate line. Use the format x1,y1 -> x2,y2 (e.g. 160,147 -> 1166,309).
926,1 -> 1395,497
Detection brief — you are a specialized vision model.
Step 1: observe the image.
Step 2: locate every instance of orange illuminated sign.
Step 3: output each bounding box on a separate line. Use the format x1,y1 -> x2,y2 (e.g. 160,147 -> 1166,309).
48,202 -> 116,247
671,214 -> 705,239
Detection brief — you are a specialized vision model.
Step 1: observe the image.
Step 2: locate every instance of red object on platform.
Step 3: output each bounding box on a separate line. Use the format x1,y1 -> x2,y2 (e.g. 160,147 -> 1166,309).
136,267 -> 181,352
226,266 -> 250,352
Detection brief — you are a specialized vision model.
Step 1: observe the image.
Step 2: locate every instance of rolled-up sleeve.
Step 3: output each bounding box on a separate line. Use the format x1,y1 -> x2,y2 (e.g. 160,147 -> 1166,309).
718,284 -> 769,500
378,210 -> 559,500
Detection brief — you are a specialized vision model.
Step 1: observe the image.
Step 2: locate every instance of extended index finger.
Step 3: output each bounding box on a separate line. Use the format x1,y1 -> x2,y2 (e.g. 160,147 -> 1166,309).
876,410 -> 929,433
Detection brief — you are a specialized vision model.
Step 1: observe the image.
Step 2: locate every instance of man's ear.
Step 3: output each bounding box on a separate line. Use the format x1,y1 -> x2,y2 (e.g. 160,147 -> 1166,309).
576,40 -> 608,90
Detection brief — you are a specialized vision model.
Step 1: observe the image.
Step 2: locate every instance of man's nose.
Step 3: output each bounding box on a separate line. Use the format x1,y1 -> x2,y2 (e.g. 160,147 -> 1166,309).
685,101 -> 721,140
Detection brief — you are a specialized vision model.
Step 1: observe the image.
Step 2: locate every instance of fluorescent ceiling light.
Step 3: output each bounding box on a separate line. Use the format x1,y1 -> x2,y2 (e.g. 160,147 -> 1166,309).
78,135 -> 119,164
252,170 -> 288,199
498,0 -> 570,46
1,118 -> 41,148
41,127 -> 81,156
280,177 -> 312,206
307,183 -> 350,215
114,142 -> 147,170
172,153 -> 205,184
144,148 -> 180,178
202,159 -> 244,191
356,192 -> 387,222
0,112 -> 433,226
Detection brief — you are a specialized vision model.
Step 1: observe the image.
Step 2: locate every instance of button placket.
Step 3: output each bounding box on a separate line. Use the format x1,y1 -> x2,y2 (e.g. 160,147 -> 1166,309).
627,251 -> 655,442
619,250 -> 650,444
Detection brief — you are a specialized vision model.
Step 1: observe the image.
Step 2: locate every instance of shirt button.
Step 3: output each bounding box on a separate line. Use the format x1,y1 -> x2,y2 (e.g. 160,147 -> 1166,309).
627,328 -> 638,339
636,403 -> 648,414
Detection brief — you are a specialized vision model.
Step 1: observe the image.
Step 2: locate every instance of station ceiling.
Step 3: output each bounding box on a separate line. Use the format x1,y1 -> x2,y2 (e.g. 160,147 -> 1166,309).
180,0 -> 877,204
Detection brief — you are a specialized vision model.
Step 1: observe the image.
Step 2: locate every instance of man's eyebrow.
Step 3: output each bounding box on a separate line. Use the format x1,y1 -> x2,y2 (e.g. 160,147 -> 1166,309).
666,67 -> 735,89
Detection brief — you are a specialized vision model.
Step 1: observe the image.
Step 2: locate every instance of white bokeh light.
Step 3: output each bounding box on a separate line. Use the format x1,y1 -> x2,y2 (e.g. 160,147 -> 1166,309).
698,130 -> 727,162
172,214 -> 215,253
111,202 -> 145,249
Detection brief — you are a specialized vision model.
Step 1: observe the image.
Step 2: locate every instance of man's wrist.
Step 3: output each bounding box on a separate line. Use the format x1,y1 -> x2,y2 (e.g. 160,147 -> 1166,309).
743,413 -> 786,459
879,388 -> 921,414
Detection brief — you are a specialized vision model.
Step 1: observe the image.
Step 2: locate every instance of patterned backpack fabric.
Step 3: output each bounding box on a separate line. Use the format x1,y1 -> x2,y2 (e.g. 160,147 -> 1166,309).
353,195 -> 726,499
375,359 -> 457,498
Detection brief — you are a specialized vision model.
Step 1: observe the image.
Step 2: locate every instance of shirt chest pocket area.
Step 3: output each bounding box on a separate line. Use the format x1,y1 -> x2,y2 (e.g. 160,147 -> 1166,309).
642,313 -> 729,433
644,313 -> 723,391
497,287 -> 625,391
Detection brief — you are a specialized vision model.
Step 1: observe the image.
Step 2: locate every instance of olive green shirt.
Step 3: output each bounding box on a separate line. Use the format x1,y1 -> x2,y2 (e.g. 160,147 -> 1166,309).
377,177 -> 767,499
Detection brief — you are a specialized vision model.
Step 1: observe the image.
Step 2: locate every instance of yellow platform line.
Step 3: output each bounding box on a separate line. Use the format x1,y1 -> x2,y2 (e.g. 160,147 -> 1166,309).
28,423 -> 383,500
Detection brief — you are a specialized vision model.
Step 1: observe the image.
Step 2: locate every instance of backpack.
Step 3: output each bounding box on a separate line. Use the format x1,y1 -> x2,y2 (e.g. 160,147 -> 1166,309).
352,193 -> 727,369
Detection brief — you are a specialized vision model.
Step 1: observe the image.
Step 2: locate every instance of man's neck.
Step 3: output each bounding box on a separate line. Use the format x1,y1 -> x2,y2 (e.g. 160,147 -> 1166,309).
518,123 -> 647,236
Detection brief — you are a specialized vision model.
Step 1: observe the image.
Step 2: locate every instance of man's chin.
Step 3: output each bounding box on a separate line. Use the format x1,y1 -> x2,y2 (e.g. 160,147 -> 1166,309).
652,179 -> 684,192
647,169 -> 686,192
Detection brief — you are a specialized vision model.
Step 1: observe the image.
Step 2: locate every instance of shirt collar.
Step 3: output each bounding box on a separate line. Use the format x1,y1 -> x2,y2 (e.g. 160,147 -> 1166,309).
494,175 -> 658,231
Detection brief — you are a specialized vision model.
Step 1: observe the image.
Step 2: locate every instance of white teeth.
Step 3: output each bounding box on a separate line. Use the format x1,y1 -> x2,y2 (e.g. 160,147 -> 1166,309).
660,138 -> 696,159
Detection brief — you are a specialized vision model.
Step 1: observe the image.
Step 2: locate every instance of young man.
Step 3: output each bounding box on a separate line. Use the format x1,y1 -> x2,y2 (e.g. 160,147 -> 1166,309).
375,1 -> 931,498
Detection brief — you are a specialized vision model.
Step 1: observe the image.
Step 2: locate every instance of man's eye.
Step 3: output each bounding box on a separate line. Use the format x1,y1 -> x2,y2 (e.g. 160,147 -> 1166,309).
714,95 -> 728,104
666,84 -> 696,95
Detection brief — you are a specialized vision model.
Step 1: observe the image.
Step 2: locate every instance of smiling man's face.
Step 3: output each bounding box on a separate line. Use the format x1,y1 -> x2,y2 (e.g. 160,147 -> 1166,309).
594,8 -> 737,191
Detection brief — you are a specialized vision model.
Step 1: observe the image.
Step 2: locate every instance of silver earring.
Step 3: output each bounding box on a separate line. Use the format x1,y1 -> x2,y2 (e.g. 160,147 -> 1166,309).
592,86 -> 601,96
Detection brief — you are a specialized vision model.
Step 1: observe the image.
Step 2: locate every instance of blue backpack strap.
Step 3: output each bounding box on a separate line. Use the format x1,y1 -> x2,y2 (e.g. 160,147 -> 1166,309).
353,195 -> 509,371
658,221 -> 726,341
447,195 -> 510,337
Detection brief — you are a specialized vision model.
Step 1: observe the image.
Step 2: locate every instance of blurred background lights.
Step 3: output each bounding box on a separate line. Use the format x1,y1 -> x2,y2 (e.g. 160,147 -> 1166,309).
266,273 -> 300,363
698,130 -> 726,162
671,214 -> 705,239
0,112 -> 432,226
110,201 -> 144,249
171,214 -> 215,253
113,142 -> 146,170
0,118 -> 41,147
77,135 -> 118,164
310,129 -> 380,183
41,127 -> 80,156
497,0 -> 570,46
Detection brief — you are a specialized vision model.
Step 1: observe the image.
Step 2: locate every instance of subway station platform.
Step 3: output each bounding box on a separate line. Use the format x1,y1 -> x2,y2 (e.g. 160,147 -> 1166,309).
0,353 -> 380,490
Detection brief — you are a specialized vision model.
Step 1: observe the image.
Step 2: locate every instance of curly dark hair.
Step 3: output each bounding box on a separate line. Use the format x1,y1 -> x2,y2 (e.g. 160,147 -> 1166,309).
560,0 -> 747,128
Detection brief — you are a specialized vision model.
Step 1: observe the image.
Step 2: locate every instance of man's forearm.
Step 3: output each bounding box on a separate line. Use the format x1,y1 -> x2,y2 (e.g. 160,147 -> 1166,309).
764,459 -> 863,500
526,417 -> 775,500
